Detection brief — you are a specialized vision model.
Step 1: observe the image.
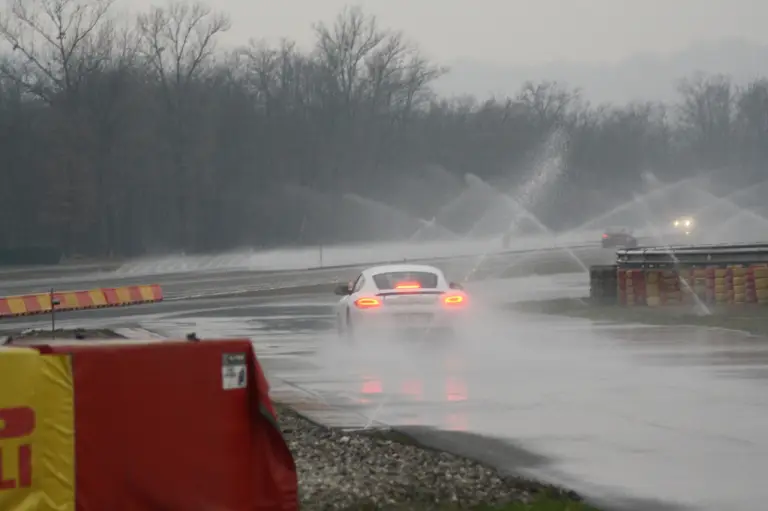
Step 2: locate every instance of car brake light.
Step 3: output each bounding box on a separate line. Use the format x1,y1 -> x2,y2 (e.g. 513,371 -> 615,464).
354,297 -> 381,309
602,234 -> 609,239
395,281 -> 421,289
443,294 -> 464,305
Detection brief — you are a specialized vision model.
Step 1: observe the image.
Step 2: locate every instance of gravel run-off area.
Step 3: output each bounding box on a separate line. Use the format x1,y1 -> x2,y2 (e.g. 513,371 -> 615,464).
276,405 -> 595,510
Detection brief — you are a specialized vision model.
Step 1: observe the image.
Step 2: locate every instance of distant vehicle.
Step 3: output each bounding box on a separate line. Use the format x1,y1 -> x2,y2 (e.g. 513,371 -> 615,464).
602,226 -> 638,248
672,215 -> 695,236
333,264 -> 468,342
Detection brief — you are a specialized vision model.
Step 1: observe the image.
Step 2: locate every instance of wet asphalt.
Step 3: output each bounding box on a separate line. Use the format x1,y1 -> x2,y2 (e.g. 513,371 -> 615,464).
2,256 -> 768,510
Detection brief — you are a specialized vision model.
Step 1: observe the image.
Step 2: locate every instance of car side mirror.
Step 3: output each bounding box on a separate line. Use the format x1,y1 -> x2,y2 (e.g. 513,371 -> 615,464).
334,284 -> 351,296
449,282 -> 464,290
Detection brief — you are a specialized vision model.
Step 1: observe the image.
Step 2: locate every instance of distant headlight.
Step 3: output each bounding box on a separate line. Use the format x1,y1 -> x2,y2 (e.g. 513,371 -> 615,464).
673,220 -> 679,226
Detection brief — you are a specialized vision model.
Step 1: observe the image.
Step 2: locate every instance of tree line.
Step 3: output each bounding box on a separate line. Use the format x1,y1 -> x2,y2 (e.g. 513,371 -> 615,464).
0,0 -> 765,257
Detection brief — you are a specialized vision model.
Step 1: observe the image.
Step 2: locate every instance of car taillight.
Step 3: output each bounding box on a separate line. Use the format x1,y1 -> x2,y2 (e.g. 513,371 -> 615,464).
443,294 -> 465,305
354,297 -> 381,309
395,281 -> 421,289
602,234 -> 609,239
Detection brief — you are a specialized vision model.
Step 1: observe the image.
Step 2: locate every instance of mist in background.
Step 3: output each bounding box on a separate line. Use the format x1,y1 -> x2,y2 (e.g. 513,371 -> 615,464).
0,0 -> 765,257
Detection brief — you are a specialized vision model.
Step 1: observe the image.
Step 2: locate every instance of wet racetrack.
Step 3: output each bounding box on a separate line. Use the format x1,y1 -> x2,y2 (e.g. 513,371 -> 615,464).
2,255 -> 768,510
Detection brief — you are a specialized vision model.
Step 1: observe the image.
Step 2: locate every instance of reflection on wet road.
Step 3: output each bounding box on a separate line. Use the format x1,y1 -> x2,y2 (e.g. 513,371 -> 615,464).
3,273 -> 768,510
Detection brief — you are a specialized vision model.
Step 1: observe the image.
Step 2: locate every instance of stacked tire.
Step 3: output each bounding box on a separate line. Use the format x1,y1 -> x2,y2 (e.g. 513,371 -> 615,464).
730,266 -> 748,304
692,268 -> 710,304
646,270 -> 661,307
661,270 -> 682,305
751,266 -> 768,304
589,265 -> 618,305
617,268 -> 627,305
625,269 -> 645,306
714,268 -> 728,304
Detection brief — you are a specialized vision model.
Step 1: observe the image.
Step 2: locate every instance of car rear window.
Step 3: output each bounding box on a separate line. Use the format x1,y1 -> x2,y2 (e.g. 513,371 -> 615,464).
372,271 -> 439,290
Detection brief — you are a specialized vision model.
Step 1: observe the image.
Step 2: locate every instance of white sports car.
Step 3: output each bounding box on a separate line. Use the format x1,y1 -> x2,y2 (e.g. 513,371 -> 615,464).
334,264 -> 468,341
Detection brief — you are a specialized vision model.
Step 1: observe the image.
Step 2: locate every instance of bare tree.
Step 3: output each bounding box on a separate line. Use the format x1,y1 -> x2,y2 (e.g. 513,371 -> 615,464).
312,6 -> 386,113
0,0 -> 116,253
517,81 -> 577,128
676,73 -> 734,169
1,2 -> 768,257
135,0 -> 230,249
136,1 -> 229,102
733,79 -> 768,180
0,0 -> 114,102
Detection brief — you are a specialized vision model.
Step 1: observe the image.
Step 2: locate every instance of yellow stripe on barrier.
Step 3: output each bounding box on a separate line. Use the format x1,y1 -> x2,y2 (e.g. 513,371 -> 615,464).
139,286 -> 155,301
116,287 -> 132,304
88,290 -> 107,307
35,295 -> 49,311
59,293 -> 79,310
6,298 -> 26,315
0,348 -> 75,511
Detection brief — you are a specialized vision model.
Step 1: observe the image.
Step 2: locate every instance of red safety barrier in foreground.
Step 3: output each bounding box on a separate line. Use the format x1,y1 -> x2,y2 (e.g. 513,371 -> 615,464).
31,339 -> 298,510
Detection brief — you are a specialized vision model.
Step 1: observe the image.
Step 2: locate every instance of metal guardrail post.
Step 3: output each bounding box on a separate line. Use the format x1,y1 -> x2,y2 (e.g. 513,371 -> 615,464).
50,288 -> 60,338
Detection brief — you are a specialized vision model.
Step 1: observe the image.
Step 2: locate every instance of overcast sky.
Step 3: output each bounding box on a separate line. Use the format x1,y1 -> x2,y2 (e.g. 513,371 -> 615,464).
122,0 -> 768,65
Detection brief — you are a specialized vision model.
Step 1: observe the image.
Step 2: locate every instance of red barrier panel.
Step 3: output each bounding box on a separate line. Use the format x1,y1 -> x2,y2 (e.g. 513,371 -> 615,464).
32,339 -> 298,510
22,294 -> 45,314
627,269 -> 645,305
147,284 -> 163,301
705,267 -> 716,303
617,269 -> 627,305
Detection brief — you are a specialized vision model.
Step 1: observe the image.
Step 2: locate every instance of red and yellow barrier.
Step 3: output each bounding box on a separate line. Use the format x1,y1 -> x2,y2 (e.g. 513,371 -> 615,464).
0,284 -> 163,318
617,265 -> 768,307
0,339 -> 298,510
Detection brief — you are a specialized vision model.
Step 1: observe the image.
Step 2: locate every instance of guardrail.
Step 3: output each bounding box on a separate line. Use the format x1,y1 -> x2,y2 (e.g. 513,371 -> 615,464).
616,243 -> 768,267
597,242 -> 768,306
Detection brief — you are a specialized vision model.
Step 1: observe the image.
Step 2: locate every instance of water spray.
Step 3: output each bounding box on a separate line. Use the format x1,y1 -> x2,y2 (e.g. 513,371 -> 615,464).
634,193 -> 712,316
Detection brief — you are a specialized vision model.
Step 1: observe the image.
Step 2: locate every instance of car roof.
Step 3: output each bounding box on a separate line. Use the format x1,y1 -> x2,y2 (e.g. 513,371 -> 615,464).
363,264 -> 442,276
